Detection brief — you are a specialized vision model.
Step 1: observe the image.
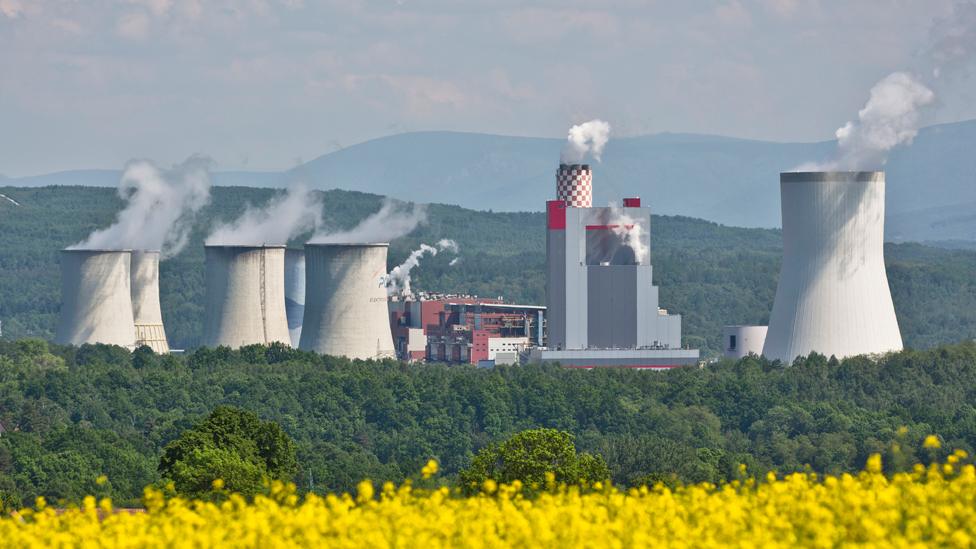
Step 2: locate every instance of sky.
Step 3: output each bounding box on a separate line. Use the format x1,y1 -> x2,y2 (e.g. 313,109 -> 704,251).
1,0 -> 973,176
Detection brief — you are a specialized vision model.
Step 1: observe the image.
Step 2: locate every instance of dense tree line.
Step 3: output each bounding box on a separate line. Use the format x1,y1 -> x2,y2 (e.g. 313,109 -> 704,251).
1,339 -> 975,507
1,186 -> 975,355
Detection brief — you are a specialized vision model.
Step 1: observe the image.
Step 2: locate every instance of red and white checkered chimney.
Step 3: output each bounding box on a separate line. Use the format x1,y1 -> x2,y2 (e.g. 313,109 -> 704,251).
556,164 -> 592,208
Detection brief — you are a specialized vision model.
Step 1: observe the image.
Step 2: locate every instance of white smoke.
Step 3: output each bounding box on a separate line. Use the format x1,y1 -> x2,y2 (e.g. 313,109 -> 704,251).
383,239 -> 459,298
560,119 -> 611,164
608,203 -> 649,265
310,199 -> 427,244
449,257 -> 460,266
205,184 -> 322,246
70,156 -> 212,258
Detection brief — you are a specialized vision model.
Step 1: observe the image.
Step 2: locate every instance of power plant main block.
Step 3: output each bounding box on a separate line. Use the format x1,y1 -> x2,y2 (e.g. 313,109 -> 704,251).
130,250 -> 170,353
299,243 -> 396,360
763,171 -> 903,362
203,245 -> 291,349
55,249 -> 137,348
556,163 -> 593,208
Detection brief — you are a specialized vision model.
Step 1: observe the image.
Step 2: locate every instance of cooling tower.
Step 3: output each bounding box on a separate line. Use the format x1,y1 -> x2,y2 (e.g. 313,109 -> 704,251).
130,250 -> 170,353
203,245 -> 291,349
55,249 -> 137,348
762,171 -> 903,362
299,243 -> 396,360
284,249 -> 306,347
723,325 -> 768,359
556,164 -> 592,207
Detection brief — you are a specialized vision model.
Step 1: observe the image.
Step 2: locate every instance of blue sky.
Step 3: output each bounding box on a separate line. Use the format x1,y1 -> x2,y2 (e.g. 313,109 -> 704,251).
1,0 -> 973,176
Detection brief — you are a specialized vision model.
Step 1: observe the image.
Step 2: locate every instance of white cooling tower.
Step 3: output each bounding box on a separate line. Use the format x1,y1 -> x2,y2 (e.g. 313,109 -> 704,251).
284,249 -> 306,347
203,245 -> 291,349
762,171 -> 903,362
55,249 -> 137,348
299,243 -> 396,360
723,325 -> 767,359
130,250 -> 170,353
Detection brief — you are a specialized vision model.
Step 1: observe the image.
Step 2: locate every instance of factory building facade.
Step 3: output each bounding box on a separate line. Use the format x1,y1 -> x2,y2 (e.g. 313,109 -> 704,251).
536,164 -> 699,369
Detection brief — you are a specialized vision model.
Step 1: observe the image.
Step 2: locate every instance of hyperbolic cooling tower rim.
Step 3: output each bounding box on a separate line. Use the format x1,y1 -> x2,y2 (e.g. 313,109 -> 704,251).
781,171 -> 883,183
304,242 -> 390,248
204,244 -> 288,249
62,248 -> 135,253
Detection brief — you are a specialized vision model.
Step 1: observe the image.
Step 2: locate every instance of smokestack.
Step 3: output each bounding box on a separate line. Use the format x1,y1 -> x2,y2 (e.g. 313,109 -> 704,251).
55,250 -> 137,348
763,171 -> 903,362
284,249 -> 306,347
556,164 -> 592,208
130,250 -> 170,353
299,243 -> 396,360
203,245 -> 291,349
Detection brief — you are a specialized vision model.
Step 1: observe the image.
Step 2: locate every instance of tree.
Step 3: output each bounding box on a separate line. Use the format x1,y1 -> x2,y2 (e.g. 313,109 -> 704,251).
458,428 -> 610,492
158,406 -> 297,499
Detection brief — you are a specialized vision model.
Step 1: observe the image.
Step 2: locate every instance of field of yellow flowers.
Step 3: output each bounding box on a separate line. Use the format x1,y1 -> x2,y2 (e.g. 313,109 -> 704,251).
2,450 -> 975,548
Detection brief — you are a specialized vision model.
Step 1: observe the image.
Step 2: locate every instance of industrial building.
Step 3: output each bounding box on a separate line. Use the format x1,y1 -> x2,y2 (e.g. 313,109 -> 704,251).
284,249 -> 305,347
389,294 -> 544,366
722,325 -> 767,359
55,249 -> 137,348
533,163 -> 699,369
203,245 -> 291,349
299,243 -> 396,360
130,250 -> 170,353
763,171 -> 903,362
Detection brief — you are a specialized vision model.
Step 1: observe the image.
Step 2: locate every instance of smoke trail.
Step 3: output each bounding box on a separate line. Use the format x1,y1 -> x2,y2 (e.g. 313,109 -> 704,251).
560,119 -> 611,164
70,156 -> 212,258
608,203 -> 649,265
310,199 -> 427,244
205,184 -> 322,246
383,239 -> 459,298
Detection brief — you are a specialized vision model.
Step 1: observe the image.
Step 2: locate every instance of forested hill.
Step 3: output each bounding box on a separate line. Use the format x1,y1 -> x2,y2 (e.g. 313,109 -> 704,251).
1,185 -> 975,355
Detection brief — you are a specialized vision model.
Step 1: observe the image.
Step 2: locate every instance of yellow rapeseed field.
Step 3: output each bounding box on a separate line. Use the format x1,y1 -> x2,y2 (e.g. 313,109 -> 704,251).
2,452 -> 975,548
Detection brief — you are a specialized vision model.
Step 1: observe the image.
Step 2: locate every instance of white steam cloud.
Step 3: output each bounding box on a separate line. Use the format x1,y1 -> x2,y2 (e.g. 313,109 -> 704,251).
310,199 -> 427,244
70,156 -> 212,258
797,72 -> 934,171
608,204 -> 648,265
560,119 -> 611,164
383,239 -> 459,298
205,184 -> 322,246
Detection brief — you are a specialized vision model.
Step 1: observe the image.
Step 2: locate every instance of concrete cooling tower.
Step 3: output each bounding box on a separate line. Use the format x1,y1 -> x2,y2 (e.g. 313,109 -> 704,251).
299,243 -> 396,360
55,249 -> 136,348
284,249 -> 306,347
763,171 -> 903,362
203,245 -> 291,349
130,250 -> 170,353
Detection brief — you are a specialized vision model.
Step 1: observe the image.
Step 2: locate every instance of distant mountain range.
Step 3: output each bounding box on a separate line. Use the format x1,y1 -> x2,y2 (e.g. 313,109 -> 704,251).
5,120 -> 975,243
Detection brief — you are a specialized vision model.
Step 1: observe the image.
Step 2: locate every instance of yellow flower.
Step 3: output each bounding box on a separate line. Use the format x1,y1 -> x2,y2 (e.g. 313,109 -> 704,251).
96,475 -> 108,486
924,435 -> 942,449
211,478 -> 225,490
421,459 -> 439,479
356,479 -> 374,503
866,453 -> 883,474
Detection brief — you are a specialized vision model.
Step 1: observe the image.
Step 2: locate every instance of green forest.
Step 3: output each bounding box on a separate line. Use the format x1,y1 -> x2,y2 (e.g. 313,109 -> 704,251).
1,185 -> 975,355
2,339 -> 976,507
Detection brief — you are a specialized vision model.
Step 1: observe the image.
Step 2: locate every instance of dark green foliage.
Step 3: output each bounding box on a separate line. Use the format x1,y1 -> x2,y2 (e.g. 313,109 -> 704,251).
2,340 -> 976,505
158,406 -> 297,499
458,428 -> 610,491
2,186 -> 975,355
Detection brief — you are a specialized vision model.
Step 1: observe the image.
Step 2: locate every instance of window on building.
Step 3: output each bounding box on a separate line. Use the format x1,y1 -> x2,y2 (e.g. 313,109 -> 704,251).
729,335 -> 737,350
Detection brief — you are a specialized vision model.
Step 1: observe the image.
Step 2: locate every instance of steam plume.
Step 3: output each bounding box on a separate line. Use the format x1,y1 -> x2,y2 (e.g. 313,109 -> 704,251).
383,239 -> 459,298
70,156 -> 211,258
560,119 -> 611,164
608,203 -> 648,265
310,199 -> 427,244
205,184 -> 322,245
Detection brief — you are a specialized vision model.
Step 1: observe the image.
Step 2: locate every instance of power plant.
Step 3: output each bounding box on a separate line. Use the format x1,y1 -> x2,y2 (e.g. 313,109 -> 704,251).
203,245 -> 291,349
299,243 -> 396,360
762,171 -> 903,362
284,249 -> 306,347
55,249 -> 137,348
130,250 -> 170,353
723,325 -> 768,359
529,163 -> 700,369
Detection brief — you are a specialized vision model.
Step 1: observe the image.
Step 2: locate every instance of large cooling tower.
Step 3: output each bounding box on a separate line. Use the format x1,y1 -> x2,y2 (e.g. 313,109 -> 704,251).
299,243 -> 396,360
130,250 -> 170,353
203,245 -> 291,348
55,249 -> 137,348
763,171 -> 903,362
284,249 -> 306,347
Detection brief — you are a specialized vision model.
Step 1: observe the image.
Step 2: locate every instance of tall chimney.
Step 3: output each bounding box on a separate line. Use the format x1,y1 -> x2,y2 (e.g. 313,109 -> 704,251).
555,163 -> 592,207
